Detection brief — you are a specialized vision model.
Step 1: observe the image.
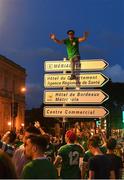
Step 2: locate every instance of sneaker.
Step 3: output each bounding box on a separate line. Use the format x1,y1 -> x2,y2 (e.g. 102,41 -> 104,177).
70,74 -> 76,80
76,87 -> 80,90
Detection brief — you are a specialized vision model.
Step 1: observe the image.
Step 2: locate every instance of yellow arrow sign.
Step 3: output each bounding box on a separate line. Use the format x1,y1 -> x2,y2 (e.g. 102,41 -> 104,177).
44,106 -> 109,118
44,59 -> 109,72
44,73 -> 109,88
44,89 -> 109,104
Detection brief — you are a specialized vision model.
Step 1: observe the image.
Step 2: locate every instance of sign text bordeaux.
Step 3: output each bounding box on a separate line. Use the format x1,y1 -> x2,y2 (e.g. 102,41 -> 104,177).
44,73 -> 109,88
44,59 -> 109,72
44,90 -> 109,104
44,106 -> 109,118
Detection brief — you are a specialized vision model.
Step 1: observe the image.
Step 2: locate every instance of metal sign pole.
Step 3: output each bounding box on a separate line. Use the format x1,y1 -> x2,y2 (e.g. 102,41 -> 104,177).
62,58 -> 67,144
11,93 -> 14,130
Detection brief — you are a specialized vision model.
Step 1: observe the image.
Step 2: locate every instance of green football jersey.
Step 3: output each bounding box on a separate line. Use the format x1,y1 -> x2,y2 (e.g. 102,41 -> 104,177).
64,37 -> 80,59
58,144 -> 83,179
21,158 -> 57,179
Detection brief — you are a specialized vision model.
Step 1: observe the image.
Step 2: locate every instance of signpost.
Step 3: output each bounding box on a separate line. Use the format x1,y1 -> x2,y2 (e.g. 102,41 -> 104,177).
43,58 -> 110,138
44,106 -> 109,118
44,73 -> 109,88
44,89 -> 109,104
45,59 -> 109,72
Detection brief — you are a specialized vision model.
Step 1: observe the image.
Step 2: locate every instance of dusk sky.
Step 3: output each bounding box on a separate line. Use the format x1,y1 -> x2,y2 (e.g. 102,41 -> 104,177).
0,0 -> 124,109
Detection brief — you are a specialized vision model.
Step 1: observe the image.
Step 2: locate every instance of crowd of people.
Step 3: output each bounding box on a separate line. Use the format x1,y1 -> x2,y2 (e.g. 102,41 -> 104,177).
0,29 -> 123,179
0,121 -> 123,179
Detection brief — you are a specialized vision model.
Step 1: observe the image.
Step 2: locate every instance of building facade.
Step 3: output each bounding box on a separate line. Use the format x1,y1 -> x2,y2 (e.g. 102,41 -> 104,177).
0,55 -> 26,135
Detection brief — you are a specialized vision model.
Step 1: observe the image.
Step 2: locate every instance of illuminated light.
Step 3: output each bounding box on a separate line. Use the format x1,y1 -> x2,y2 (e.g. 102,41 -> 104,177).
91,132 -> 94,136
8,122 -> 11,126
21,123 -> 24,127
101,129 -> 105,132
122,111 -> 124,123
96,120 -> 101,127
91,129 -> 94,132
21,87 -> 26,93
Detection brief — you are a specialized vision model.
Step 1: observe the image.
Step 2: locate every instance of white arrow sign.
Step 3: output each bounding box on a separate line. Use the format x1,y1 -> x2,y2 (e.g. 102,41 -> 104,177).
44,73 -> 109,88
44,59 -> 109,72
44,89 -> 109,104
44,106 -> 109,118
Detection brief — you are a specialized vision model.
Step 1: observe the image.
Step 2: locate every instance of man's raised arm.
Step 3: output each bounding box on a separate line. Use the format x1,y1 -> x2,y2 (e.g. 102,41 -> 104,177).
78,32 -> 89,43
50,33 -> 64,44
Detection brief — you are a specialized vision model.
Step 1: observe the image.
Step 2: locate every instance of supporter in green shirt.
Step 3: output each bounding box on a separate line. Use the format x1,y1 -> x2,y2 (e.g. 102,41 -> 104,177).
21,135 -> 57,179
54,130 -> 84,179
64,36 -> 79,59
82,135 -> 107,179
50,30 -> 89,89
22,158 -> 57,179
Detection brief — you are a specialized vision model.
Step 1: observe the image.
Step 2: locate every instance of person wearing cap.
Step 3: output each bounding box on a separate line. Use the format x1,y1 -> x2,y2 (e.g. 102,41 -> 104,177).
54,130 -> 84,179
50,30 -> 89,89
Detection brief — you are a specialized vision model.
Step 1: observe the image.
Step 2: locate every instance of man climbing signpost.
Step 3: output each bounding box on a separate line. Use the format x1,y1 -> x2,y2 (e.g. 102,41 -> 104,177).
44,29 -> 110,139
50,30 -> 89,89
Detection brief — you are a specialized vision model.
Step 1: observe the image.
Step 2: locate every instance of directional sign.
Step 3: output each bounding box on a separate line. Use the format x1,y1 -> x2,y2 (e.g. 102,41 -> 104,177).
44,73 -> 109,88
44,89 -> 109,104
44,59 -> 109,72
44,106 -> 109,118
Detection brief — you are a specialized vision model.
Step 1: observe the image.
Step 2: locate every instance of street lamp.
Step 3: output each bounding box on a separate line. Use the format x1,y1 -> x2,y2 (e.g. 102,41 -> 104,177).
11,87 -> 26,130
8,122 -> 12,130
21,87 -> 26,93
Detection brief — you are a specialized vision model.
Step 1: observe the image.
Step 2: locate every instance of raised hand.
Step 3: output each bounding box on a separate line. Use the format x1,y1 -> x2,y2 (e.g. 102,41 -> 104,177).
34,121 -> 41,129
50,33 -> 56,40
